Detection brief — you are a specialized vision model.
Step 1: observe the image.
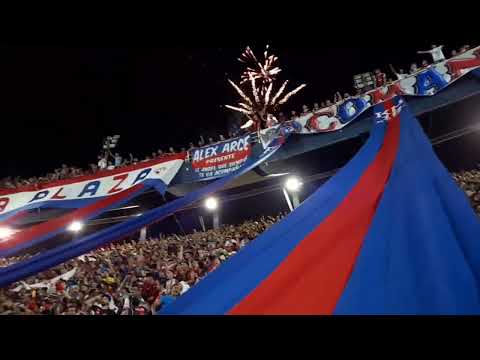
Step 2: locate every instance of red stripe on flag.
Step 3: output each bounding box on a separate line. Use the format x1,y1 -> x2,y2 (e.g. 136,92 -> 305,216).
229,100 -> 401,315
0,184 -> 143,252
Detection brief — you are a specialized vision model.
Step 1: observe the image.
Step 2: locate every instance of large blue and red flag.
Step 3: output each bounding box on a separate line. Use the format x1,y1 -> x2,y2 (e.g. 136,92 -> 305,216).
160,97 -> 480,315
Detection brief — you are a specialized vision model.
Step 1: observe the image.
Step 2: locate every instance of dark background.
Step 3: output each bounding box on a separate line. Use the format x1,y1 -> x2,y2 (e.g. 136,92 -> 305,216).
0,43 -> 473,178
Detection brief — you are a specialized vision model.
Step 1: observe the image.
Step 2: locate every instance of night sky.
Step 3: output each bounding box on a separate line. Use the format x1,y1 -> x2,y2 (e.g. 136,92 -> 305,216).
0,43 -> 472,178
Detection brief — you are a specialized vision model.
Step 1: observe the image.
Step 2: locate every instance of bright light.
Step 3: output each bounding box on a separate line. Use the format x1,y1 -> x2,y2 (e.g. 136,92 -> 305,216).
0,227 -> 15,241
204,197 -> 219,211
67,221 -> 84,232
285,176 -> 303,192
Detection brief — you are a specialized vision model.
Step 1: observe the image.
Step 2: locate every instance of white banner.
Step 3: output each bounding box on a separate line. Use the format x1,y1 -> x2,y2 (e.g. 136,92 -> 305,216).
293,46 -> 480,134
0,155 -> 185,217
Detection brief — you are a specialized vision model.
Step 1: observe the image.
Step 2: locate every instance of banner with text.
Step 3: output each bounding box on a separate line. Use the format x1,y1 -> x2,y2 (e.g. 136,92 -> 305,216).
0,154 -> 185,219
293,46 -> 480,135
190,135 -> 252,181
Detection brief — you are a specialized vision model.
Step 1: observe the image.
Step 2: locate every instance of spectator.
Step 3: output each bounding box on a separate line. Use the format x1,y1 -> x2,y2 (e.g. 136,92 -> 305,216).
278,112 -> 287,123
417,45 -> 445,64
421,60 -> 429,68
389,64 -> 408,80
208,137 -> 214,144
219,135 -> 226,142
343,93 -> 351,100
374,69 -> 386,87
451,49 -> 458,57
333,92 -> 343,103
114,153 -> 122,167
89,164 -> 98,174
290,110 -> 298,120
301,105 -> 310,115
410,63 -> 419,74
459,45 -> 471,54
98,156 -> 107,170
168,147 -> 175,154
313,103 -> 320,112
320,101 -> 326,108
266,114 -> 278,128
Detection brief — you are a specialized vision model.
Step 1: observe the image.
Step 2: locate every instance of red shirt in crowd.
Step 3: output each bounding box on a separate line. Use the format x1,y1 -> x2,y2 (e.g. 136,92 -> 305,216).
56,281 -> 65,294
142,280 -> 160,304
375,72 -> 386,87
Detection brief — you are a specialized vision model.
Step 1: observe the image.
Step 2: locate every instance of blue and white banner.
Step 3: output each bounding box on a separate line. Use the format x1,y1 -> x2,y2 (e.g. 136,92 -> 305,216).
293,46 -> 480,134
190,135 -> 252,181
0,154 -> 185,219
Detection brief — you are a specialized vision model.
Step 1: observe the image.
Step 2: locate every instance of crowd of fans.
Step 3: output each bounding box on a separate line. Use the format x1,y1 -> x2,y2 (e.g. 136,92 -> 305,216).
1,165 -> 479,315
0,213 -> 286,315
453,168 -> 480,215
0,134 -> 236,191
0,44 -> 475,192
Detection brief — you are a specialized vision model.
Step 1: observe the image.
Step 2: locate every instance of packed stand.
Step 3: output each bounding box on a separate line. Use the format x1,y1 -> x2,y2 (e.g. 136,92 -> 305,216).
0,213 -> 286,315
1,166 -> 479,315
453,168 -> 480,215
0,129 -> 245,192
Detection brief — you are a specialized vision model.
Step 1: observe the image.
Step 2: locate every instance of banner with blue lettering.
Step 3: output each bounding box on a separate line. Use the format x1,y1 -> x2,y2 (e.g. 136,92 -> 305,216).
0,154 -> 185,221
0,154 -> 185,257
293,46 -> 480,135
190,135 -> 252,181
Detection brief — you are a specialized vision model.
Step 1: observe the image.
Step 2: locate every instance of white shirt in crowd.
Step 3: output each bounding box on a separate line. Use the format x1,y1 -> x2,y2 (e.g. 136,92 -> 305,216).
418,46 -> 445,63
114,155 -> 122,167
98,158 -> 107,170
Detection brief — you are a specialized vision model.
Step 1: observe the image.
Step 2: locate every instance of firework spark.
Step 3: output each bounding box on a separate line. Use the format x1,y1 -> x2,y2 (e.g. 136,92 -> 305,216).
278,84 -> 307,105
225,45 -> 306,129
270,80 -> 288,105
228,79 -> 253,106
224,105 -> 252,115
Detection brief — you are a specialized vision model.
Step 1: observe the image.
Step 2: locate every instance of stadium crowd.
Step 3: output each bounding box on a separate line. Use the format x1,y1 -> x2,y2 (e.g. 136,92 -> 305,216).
453,169 -> 480,214
0,213 -> 286,315
1,166 -> 479,315
0,44 -> 473,192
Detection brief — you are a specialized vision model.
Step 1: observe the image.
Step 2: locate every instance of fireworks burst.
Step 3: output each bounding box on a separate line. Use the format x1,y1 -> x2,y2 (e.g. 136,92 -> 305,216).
226,45 -> 306,128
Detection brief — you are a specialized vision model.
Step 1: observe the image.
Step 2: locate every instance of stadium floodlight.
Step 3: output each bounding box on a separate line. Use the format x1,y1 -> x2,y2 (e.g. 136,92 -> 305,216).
285,176 -> 303,193
204,197 -> 219,211
0,226 -> 15,241
67,221 -> 84,233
